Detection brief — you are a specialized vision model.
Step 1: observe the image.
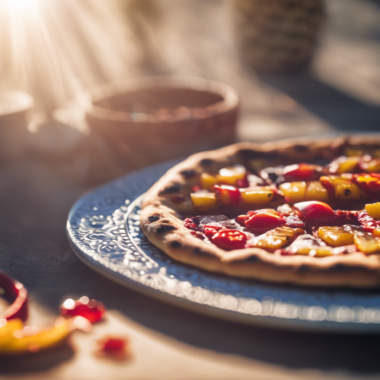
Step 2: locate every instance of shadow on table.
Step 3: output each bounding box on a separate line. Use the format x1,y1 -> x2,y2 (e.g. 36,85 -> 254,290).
258,71 -> 380,132
0,343 -> 74,374
5,240 -> 380,377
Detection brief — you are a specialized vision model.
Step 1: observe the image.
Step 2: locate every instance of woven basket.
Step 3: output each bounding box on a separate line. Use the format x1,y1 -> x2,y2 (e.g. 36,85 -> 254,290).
233,0 -> 325,73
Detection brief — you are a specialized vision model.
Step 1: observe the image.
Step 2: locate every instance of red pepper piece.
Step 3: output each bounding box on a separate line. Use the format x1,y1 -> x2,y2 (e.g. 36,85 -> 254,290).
236,214 -> 250,225
283,163 -> 324,182
214,185 -> 241,206
352,174 -> 380,193
60,297 -> 106,323
204,226 -> 222,238
210,229 -> 247,250
294,201 -> 335,223
244,210 -> 286,233
0,271 -> 28,322
319,177 -> 335,200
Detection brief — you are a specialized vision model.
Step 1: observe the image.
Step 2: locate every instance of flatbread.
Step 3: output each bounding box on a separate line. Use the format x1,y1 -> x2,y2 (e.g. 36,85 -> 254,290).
140,137 -> 380,288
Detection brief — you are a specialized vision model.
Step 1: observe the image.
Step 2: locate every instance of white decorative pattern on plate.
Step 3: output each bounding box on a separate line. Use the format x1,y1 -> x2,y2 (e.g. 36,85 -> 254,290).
67,159 -> 380,333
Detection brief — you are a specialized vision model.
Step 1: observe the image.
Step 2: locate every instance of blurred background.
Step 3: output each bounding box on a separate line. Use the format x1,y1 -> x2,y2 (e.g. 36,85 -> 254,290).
0,0 -> 379,170
0,0 -> 379,184
0,0 -> 379,250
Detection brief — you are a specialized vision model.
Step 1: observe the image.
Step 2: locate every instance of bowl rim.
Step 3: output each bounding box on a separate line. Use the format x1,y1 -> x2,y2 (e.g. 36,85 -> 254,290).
86,76 -> 239,124
0,91 -> 33,117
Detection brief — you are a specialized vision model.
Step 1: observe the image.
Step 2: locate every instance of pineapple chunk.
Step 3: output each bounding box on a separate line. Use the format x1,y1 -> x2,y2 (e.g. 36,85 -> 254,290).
240,188 -> 274,206
305,181 -> 329,202
354,233 -> 380,254
279,182 -> 306,203
321,176 -> 366,201
190,192 -> 219,213
200,173 -> 219,190
373,229 -> 380,237
345,148 -> 363,157
253,227 -> 304,251
217,166 -> 246,186
312,247 -> 339,257
365,203 -> 380,220
334,182 -> 365,201
336,157 -> 360,174
292,246 -> 337,257
318,226 -> 355,247
365,159 -> 380,173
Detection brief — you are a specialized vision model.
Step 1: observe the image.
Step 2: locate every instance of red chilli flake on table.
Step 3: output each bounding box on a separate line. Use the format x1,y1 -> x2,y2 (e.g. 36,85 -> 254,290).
60,296 -> 106,323
97,337 -> 130,360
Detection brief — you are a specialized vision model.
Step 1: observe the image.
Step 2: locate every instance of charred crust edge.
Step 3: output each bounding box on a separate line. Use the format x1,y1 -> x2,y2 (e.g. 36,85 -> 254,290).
328,263 -> 348,272
148,215 -> 161,223
169,240 -> 182,248
180,169 -> 197,178
199,158 -> 214,167
292,144 -> 309,153
159,183 -> 182,195
193,247 -> 214,257
156,224 -> 176,234
298,264 -> 310,273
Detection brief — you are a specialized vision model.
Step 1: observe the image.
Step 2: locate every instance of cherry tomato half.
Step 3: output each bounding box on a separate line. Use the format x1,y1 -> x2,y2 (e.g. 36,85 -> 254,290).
210,229 -> 247,251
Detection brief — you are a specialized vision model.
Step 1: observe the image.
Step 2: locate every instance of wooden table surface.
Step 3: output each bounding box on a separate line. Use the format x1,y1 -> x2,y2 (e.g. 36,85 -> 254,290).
1,0 -> 380,379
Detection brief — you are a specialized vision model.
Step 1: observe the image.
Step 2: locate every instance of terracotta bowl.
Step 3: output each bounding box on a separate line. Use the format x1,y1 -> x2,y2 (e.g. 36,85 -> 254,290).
86,76 -> 239,171
0,92 -> 33,160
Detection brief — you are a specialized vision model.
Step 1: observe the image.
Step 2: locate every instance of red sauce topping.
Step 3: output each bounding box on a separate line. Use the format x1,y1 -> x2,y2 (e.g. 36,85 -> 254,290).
214,185 -> 241,206
357,210 -> 380,232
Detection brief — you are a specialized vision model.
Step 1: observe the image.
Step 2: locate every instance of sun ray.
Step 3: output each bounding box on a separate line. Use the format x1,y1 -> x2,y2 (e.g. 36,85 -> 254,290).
0,0 -> 138,122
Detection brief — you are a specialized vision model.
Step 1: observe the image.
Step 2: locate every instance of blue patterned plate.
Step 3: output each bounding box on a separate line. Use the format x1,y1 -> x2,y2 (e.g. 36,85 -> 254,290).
67,159 -> 380,333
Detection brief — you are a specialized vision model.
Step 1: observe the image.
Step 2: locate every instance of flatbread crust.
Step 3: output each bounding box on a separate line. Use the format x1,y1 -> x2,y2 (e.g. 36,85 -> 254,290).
140,136 -> 380,288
